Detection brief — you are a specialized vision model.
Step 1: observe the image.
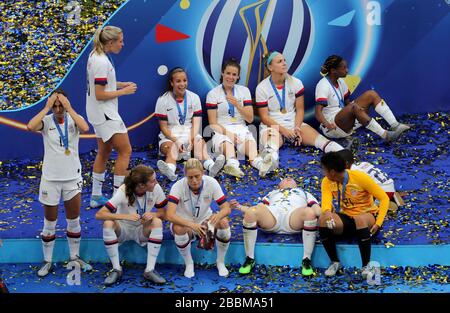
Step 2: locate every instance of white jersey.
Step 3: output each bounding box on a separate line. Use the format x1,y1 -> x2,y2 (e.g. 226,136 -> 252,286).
105,183 -> 167,227
262,187 -> 319,214
41,114 -> 82,181
86,52 -> 121,125
255,76 -> 304,129
168,176 -> 226,223
206,84 -> 252,127
315,77 -> 351,122
350,162 -> 395,192
155,90 -> 202,140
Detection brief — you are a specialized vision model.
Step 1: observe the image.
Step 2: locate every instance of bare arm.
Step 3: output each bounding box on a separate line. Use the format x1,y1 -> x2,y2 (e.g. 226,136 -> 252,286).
27,94 -> 56,131
294,95 -> 305,128
95,83 -> 136,101
95,206 -> 140,222
158,120 -> 177,142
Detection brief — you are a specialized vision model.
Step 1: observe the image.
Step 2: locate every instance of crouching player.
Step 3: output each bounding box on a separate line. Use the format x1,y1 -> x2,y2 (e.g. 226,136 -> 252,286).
166,158 -> 232,278
95,165 -> 167,286
230,177 -> 321,276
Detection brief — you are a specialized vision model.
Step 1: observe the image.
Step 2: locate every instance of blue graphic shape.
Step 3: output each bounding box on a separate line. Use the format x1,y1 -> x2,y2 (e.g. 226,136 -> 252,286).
328,10 -> 355,27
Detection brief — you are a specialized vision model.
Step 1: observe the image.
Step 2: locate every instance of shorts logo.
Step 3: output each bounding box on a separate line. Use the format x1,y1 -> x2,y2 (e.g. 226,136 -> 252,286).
41,190 -> 48,198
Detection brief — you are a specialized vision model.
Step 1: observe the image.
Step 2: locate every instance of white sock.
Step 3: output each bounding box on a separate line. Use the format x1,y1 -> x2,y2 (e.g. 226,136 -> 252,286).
146,227 -> 163,272
215,228 -> 231,264
113,175 -> 125,196
226,158 -> 240,168
92,172 -> 105,197
103,228 -> 121,271
167,162 -> 177,174
366,118 -> 387,138
41,218 -> 57,263
66,217 -> 81,260
314,135 -> 343,152
375,100 -> 399,128
251,156 -> 263,170
302,219 -> 317,260
270,150 -> 279,162
243,221 -> 257,259
203,159 -> 214,171
174,233 -> 194,278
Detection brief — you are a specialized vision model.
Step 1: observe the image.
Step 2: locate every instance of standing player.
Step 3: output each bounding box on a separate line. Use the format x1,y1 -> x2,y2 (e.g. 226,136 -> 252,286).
206,58 -> 272,178
256,51 -> 343,176
230,177 -> 321,276
95,165 -> 167,286
315,55 -> 410,142
86,25 -> 137,208
166,158 -> 232,278
337,149 -> 404,210
27,90 -> 92,277
318,152 -> 389,279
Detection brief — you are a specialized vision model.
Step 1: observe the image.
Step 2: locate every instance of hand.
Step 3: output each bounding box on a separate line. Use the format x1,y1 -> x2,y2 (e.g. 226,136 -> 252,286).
190,222 -> 206,237
323,211 -> 335,229
225,95 -> 239,107
281,128 -> 297,141
121,83 -> 137,95
45,93 -> 58,110
293,126 -> 303,146
126,213 -> 141,222
208,214 -> 221,227
325,122 -> 337,130
121,82 -> 135,87
57,94 -> 72,111
141,212 -> 155,222
370,224 -> 380,235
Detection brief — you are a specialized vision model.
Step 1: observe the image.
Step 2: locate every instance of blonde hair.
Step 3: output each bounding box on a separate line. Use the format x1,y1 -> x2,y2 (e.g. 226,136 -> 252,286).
92,25 -> 123,55
184,158 -> 203,173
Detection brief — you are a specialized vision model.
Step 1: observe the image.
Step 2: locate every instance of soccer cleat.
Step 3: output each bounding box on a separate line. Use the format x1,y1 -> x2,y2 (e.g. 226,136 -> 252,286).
69,256 -> 93,272
239,256 -> 256,275
392,123 -> 411,133
37,261 -> 54,278
223,164 -> 244,178
157,160 -> 177,181
89,195 -> 109,208
184,263 -> 195,278
301,258 -> 314,277
208,155 -> 225,178
143,269 -> 166,284
385,125 -> 408,143
388,201 -> 398,212
393,192 -> 405,206
362,264 -> 376,280
217,262 -> 229,277
104,269 -> 122,286
324,262 -> 342,277
344,137 -> 359,153
259,153 -> 277,177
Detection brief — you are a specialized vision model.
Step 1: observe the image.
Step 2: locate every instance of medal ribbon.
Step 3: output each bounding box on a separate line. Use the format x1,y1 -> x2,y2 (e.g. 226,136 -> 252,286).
269,76 -> 286,112
53,113 -> 69,153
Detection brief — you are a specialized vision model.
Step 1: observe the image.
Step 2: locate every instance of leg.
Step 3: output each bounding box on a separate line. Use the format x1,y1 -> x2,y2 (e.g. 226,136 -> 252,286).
102,220 -> 122,286
215,217 -> 231,277
299,124 -> 343,152
64,194 -> 81,260
258,128 -> 283,176
38,205 -> 58,277
110,133 -> 132,194
158,141 -> 178,181
195,137 -> 225,177
318,213 -> 345,276
353,213 -> 376,267
141,218 -> 166,283
90,138 -> 113,206
173,224 -> 195,278
221,140 -> 244,178
289,206 -> 318,262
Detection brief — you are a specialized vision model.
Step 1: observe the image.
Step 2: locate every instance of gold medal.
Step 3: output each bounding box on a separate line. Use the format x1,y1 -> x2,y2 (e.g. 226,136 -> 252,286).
281,108 -> 287,114
65,149 -> 71,156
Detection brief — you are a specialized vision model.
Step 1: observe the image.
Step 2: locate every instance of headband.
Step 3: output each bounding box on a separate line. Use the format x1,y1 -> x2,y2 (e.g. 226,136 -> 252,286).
267,51 -> 281,66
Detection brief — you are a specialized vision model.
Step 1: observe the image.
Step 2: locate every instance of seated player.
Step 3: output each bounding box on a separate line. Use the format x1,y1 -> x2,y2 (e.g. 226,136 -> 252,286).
166,158 -> 232,278
318,152 -> 389,279
230,177 -> 322,276
337,149 -> 405,211
315,55 -> 410,142
95,165 -> 167,286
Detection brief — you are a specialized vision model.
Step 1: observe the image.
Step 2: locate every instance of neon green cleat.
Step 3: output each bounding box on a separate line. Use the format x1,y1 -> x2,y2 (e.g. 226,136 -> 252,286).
239,257 -> 255,275
301,258 -> 314,276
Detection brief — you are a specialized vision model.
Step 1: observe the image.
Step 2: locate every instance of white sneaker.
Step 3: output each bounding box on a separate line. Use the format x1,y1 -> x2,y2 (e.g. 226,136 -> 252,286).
259,153 -> 278,177
184,263 -> 195,278
217,262 -> 229,277
208,155 -> 225,177
37,262 -> 54,277
362,264 -> 376,280
223,164 -> 244,178
392,123 -> 411,133
68,256 -> 93,272
324,262 -> 342,277
157,160 -> 177,181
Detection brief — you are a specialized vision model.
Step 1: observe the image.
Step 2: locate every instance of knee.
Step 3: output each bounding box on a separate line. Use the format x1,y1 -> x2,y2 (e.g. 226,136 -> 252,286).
353,215 -> 368,228
318,214 -> 328,227
217,217 -> 229,229
103,220 -> 115,229
243,207 -> 257,223
366,90 -> 379,99
152,217 -> 163,228
302,207 -> 317,220
172,224 -> 187,235
119,144 -> 132,157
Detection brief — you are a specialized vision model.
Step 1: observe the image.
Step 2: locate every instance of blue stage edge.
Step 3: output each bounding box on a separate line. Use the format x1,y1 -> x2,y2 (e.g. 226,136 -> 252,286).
1,239 -> 449,268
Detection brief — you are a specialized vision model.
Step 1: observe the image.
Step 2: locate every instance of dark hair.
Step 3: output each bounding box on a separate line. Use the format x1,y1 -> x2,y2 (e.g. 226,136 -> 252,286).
320,55 -> 344,76
124,164 -> 155,206
51,88 -> 68,97
164,67 -> 186,94
336,149 -> 354,168
220,58 -> 241,83
320,151 -> 346,173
